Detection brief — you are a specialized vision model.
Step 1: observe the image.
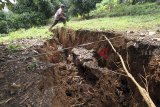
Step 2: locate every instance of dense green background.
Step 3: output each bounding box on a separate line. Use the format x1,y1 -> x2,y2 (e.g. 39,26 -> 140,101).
0,0 -> 160,34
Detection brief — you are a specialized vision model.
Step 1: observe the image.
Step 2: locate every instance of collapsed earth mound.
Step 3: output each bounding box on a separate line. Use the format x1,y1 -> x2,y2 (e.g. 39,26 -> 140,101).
38,28 -> 160,107
0,28 -> 159,107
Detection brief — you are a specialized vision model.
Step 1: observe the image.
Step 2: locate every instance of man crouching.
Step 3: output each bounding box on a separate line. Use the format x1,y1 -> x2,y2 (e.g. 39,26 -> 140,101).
49,4 -> 66,30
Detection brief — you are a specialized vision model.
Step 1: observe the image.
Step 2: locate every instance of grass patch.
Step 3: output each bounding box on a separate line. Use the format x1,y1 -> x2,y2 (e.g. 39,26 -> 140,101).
1,14 -> 160,43
7,44 -> 22,53
0,26 -> 51,43
62,14 -> 160,31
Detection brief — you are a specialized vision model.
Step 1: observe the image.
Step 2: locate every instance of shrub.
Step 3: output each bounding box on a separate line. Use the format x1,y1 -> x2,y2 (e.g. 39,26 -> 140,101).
90,3 -> 160,18
0,12 -> 6,20
7,44 -> 22,53
108,3 -> 160,17
0,20 -> 9,34
10,12 -> 46,29
1,12 -> 47,33
0,0 -> 50,34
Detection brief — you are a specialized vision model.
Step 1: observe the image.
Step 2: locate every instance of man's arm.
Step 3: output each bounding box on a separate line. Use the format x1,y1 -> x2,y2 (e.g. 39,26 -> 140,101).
57,9 -> 66,19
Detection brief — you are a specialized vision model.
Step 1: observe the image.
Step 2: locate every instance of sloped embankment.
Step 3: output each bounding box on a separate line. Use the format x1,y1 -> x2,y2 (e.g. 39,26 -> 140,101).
38,27 -> 160,107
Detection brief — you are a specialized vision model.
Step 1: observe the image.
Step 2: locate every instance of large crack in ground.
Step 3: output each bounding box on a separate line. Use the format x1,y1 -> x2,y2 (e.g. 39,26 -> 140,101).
37,28 -> 160,107
0,28 -> 160,107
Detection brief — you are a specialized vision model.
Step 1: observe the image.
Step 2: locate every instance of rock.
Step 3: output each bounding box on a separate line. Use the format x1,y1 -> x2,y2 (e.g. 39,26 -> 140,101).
152,38 -> 160,42
127,31 -> 134,34
126,41 -> 135,48
140,33 -> 145,37
133,42 -> 139,48
9,83 -> 21,96
67,55 -> 73,62
72,48 -> 94,61
57,45 -> 63,51
149,31 -> 156,36
11,83 -> 21,88
139,37 -> 144,41
32,50 -> 39,54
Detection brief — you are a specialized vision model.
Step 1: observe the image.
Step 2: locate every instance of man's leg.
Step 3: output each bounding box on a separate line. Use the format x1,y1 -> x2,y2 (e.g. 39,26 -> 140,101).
63,19 -> 67,27
62,19 -> 67,27
49,20 -> 59,30
59,18 -> 66,27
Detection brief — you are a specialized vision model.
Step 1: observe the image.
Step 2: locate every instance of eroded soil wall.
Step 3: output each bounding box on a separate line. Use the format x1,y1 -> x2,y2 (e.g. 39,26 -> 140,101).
39,28 -> 160,107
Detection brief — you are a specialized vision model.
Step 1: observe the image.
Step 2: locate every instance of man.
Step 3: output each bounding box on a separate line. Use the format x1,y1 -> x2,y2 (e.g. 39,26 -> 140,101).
49,4 -> 66,30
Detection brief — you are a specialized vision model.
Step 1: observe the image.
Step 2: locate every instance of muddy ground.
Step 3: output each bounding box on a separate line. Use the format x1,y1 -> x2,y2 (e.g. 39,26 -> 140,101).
0,28 -> 160,107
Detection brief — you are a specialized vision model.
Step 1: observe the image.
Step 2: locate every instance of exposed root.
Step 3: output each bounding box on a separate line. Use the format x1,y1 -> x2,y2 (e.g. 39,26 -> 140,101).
103,35 -> 156,107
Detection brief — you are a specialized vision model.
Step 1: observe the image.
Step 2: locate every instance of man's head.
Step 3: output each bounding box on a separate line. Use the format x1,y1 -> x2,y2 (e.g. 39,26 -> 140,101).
61,4 -> 65,9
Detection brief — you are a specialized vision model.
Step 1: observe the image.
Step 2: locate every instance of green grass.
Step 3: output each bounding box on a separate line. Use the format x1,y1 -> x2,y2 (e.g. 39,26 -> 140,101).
7,44 -> 22,53
63,14 -> 160,31
1,14 -> 160,43
0,26 -> 51,43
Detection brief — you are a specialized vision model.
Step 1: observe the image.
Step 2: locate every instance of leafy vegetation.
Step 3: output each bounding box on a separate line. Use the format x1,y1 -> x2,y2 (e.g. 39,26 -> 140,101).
0,20 -> 8,33
27,59 -> 37,71
0,12 -> 46,33
0,0 -> 60,34
69,0 -> 102,18
12,0 -> 54,18
1,13 -> 159,43
0,0 -> 160,35
0,26 -> 51,43
90,2 -> 160,18
7,44 -> 22,53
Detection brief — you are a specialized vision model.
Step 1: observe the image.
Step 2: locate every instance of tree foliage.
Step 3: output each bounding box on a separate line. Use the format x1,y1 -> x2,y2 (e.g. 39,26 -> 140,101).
69,0 -> 102,17
0,0 -> 15,10
12,0 -> 55,18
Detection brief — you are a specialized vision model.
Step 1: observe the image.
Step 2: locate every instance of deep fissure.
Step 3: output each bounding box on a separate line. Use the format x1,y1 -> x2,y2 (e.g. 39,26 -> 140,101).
37,28 -> 160,107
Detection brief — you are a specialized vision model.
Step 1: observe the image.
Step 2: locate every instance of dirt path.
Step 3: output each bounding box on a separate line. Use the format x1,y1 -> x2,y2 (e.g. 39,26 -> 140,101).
0,39 -> 55,107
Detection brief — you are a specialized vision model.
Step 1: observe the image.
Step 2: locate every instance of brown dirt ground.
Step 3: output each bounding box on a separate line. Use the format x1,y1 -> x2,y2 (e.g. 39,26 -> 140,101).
0,28 -> 160,107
